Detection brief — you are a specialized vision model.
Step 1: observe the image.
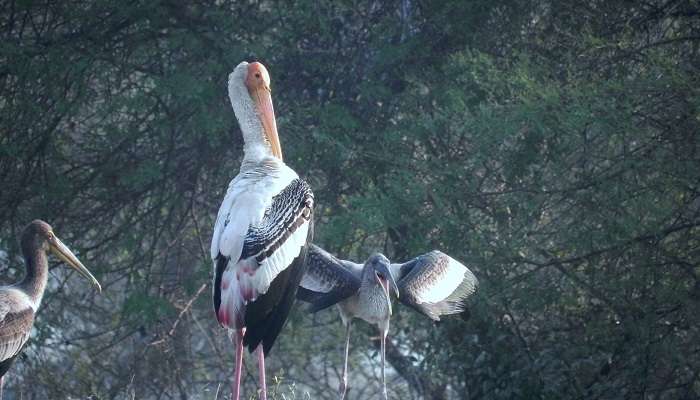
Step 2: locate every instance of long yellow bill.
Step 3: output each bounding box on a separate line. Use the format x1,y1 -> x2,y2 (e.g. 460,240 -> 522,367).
252,86 -> 283,160
246,62 -> 283,160
50,237 -> 102,292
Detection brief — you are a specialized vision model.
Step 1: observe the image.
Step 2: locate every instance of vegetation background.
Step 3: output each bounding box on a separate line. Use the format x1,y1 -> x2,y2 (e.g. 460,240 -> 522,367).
1,0 -> 699,399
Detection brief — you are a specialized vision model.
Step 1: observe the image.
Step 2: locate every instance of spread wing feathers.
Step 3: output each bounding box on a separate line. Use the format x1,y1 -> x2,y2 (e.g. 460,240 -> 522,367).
0,304 -> 34,366
297,244 -> 362,313
392,251 -> 478,321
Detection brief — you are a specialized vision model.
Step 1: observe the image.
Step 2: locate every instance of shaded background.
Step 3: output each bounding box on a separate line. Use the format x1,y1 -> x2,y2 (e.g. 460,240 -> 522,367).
1,0 -> 699,399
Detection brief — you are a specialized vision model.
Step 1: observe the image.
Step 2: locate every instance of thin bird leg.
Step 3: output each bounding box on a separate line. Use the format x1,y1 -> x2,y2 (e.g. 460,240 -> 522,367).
1,375 -> 4,400
231,328 -> 245,400
339,321 -> 352,399
257,344 -> 267,400
381,332 -> 388,400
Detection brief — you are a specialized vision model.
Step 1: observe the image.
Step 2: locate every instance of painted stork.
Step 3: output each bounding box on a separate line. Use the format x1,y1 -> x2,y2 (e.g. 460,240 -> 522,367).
210,61 -> 314,400
298,244 -> 478,400
0,220 -> 101,398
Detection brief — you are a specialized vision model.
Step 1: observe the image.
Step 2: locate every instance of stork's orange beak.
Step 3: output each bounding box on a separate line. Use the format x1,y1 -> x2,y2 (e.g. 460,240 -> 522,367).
245,62 -> 282,160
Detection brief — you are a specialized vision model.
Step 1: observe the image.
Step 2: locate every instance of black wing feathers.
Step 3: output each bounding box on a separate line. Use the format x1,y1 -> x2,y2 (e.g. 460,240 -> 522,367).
297,244 -> 361,313
241,179 -> 312,261
213,179 -> 312,319
212,256 -> 227,317
241,180 -> 314,355
244,219 -> 313,355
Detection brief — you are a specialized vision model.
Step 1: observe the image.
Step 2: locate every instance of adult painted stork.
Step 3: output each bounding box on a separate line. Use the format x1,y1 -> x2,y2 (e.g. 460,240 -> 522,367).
0,220 -> 101,398
210,61 -> 314,400
298,244 -> 478,400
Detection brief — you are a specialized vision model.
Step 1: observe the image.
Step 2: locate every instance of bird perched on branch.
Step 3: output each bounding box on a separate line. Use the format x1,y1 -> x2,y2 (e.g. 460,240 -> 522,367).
210,61 -> 314,400
298,244 -> 477,400
0,220 -> 101,399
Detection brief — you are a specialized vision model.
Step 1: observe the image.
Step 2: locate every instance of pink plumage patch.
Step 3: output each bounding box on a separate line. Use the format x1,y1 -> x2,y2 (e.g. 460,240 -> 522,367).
217,308 -> 229,326
242,286 -> 255,301
217,258 -> 260,329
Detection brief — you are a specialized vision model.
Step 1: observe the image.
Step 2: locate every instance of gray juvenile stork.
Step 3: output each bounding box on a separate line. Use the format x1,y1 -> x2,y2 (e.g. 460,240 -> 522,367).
298,244 -> 478,400
211,61 -> 314,400
0,220 -> 101,398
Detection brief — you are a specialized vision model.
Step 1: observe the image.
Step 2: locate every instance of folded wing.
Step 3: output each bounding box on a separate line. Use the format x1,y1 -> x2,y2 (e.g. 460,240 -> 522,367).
0,302 -> 33,375
212,175 -> 314,354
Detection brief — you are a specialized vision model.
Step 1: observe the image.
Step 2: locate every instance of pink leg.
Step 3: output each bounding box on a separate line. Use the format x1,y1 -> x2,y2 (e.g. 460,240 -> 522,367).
231,329 -> 245,400
257,345 -> 267,400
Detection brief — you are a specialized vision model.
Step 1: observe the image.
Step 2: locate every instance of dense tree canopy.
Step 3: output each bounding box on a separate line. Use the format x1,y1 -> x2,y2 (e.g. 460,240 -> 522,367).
1,1 -> 699,399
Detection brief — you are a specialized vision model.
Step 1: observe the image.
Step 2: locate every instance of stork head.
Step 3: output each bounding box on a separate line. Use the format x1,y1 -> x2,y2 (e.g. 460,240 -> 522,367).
22,220 -> 102,292
367,253 -> 399,300
228,61 -> 283,160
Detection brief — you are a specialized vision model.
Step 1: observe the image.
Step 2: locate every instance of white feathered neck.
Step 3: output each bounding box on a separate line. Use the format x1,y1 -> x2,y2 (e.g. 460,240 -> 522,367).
228,61 -> 274,162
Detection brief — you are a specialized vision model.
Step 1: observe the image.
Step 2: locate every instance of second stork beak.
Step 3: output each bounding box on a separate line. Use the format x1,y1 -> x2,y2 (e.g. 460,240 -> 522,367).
387,270 -> 400,299
50,236 -> 102,292
375,269 -> 400,299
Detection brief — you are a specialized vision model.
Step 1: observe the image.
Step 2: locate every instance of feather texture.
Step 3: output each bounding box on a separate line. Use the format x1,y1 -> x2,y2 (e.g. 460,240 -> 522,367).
0,290 -> 35,375
211,160 -> 314,354
392,251 -> 478,320
298,246 -> 478,321
298,245 -> 362,312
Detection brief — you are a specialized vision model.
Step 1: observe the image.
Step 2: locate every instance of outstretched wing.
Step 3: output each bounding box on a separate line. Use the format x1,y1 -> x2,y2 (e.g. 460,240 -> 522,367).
391,251 -> 478,321
297,244 -> 362,313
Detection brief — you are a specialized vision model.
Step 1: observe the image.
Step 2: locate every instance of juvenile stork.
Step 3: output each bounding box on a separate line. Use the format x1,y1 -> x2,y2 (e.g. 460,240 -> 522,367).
0,220 -> 101,398
298,244 -> 478,400
211,61 -> 314,400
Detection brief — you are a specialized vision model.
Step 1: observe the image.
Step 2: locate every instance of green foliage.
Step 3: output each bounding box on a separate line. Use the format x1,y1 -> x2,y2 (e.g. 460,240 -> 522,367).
1,0 -> 699,399
123,293 -> 176,326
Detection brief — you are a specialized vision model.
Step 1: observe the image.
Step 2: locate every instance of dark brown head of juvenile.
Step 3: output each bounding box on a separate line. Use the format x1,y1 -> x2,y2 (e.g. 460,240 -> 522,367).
20,220 -> 101,291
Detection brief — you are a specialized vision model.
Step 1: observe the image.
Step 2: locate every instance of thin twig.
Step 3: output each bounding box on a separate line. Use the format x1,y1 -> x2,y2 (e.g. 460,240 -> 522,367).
149,283 -> 208,346
169,283 -> 208,336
